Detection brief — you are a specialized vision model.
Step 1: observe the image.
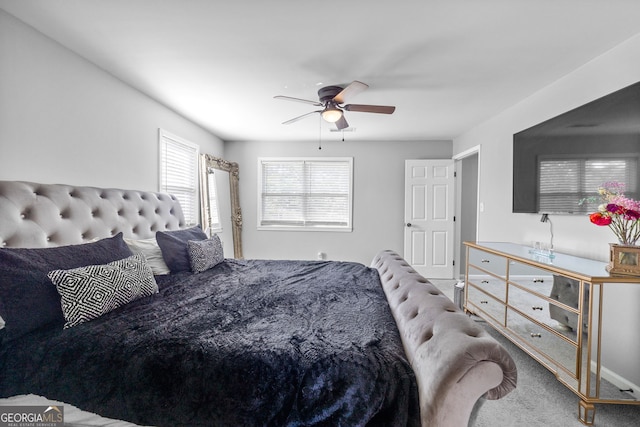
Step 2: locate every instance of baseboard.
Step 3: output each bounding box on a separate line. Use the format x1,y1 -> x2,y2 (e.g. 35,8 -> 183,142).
591,360 -> 640,400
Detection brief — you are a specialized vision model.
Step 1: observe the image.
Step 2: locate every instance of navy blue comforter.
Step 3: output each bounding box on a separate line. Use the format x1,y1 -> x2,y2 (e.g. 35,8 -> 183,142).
0,259 -> 419,426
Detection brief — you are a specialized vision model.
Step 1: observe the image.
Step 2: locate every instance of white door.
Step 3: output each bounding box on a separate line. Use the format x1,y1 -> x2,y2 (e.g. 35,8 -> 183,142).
404,159 -> 455,279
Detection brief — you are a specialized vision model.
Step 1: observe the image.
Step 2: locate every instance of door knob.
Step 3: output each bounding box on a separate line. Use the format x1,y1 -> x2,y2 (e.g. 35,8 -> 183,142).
406,223 -> 412,227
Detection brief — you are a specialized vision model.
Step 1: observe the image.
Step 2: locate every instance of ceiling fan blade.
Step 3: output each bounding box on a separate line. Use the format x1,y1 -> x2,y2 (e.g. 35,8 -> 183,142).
274,95 -> 323,107
344,104 -> 396,114
335,115 -> 349,130
282,110 -> 321,125
333,81 -> 369,104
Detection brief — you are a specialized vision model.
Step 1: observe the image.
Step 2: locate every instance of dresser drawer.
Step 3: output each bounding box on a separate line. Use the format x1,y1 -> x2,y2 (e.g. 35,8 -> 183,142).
467,266 -> 506,301
508,261 -> 555,294
466,285 -> 506,325
508,285 -> 578,343
507,308 -> 577,375
468,248 -> 507,277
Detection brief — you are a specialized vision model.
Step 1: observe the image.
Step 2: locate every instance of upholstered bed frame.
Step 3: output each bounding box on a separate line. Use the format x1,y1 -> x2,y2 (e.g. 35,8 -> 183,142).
0,181 -> 517,427
0,181 -> 186,248
372,251 -> 517,426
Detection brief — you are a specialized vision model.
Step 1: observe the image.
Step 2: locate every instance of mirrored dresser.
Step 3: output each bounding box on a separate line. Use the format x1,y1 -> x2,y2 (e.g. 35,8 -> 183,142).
464,241 -> 640,425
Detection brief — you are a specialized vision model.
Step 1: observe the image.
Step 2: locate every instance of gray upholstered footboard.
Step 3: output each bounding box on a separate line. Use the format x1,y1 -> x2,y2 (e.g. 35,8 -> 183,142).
371,250 -> 517,427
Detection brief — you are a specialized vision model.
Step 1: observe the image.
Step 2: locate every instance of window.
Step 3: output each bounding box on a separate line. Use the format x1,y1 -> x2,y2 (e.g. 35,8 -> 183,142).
258,157 -> 353,231
159,129 -> 199,225
538,156 -> 638,213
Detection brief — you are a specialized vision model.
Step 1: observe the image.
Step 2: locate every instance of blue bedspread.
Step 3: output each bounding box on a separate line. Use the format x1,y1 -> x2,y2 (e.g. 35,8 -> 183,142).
0,259 -> 419,426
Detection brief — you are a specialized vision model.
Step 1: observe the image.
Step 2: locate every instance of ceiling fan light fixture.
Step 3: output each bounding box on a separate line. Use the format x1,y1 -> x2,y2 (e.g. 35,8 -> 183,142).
275,81 -> 395,128
321,107 -> 343,123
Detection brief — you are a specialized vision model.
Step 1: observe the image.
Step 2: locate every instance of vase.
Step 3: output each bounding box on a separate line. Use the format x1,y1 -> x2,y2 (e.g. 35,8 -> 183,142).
606,243 -> 640,276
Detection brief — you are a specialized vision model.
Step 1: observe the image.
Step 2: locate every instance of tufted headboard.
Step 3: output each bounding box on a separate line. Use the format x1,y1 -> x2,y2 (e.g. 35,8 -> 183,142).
0,181 -> 186,248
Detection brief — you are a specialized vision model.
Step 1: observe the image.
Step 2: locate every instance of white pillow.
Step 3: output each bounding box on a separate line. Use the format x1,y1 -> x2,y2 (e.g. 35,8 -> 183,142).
124,237 -> 171,275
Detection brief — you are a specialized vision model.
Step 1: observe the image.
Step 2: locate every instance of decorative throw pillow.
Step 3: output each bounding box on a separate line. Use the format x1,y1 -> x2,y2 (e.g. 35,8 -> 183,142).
156,226 -> 208,273
124,237 -> 171,275
188,235 -> 224,273
0,233 -> 132,342
48,253 -> 158,329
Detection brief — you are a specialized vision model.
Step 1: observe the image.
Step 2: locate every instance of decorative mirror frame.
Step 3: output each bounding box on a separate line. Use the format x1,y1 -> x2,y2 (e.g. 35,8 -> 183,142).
199,154 -> 243,258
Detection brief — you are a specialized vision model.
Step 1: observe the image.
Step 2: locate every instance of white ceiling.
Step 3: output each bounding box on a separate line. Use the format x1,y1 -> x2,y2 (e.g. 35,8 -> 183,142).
2,0 -> 640,143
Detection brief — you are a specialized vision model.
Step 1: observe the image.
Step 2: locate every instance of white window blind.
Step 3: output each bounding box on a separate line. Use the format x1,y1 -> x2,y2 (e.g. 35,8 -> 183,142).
258,158 -> 353,231
159,129 -> 199,225
538,157 -> 638,213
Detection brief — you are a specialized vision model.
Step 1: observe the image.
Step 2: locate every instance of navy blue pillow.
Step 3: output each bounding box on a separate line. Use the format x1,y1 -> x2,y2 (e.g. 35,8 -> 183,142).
156,226 -> 207,273
0,233 -> 132,342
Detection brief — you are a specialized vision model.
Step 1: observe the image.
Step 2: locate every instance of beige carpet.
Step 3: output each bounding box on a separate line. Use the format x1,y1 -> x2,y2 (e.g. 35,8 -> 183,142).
475,324 -> 640,426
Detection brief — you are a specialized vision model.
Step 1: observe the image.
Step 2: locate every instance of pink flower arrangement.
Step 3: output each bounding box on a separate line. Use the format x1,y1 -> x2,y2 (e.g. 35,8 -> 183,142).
582,182 -> 640,245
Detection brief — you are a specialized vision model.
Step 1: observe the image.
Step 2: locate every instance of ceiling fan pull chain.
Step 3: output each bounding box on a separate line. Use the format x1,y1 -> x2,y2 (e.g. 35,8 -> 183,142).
318,115 -> 322,150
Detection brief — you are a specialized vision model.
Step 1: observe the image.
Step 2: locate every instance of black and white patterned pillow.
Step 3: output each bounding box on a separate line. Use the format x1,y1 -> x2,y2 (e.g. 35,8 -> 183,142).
47,253 -> 158,328
188,235 -> 224,273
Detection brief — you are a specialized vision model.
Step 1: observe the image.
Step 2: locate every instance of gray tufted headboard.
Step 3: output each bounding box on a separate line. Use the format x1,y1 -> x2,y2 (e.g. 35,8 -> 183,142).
0,181 -> 186,248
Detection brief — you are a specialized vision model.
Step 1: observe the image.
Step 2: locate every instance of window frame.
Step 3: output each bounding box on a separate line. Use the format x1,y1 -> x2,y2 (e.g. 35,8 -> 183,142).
158,129 -> 200,226
257,157 -> 354,232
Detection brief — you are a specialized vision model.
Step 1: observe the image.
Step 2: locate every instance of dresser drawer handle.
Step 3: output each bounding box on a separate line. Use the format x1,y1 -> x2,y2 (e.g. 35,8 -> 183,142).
481,259 -> 490,263
532,306 -> 543,311
530,333 -> 542,338
481,280 -> 489,284
533,278 -> 544,283
480,300 -> 488,304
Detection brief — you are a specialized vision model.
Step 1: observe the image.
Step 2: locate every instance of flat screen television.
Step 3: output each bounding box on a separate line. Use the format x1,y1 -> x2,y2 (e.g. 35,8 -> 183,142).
513,81 -> 640,214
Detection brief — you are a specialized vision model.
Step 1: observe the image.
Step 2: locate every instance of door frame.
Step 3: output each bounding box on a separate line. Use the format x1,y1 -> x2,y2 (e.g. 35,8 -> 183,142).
453,145 -> 481,280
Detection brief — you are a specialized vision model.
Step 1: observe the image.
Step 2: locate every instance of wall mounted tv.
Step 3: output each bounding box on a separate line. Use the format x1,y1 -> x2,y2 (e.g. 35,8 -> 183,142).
513,81 -> 640,214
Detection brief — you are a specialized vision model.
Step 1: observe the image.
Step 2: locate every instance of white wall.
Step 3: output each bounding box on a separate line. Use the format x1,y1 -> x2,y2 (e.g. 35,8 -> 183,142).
453,33 -> 640,390
225,139 -> 452,265
0,9 -> 223,192
453,33 -> 640,262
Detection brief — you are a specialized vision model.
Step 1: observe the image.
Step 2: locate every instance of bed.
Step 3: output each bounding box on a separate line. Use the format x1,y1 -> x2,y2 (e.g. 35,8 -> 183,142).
0,181 -> 516,427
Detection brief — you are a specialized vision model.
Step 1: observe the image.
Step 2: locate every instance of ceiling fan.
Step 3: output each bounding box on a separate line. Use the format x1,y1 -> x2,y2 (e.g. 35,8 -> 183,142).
274,81 -> 396,130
